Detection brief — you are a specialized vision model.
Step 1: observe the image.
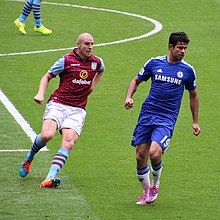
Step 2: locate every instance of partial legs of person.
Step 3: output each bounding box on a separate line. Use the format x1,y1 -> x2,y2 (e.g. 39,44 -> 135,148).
14,0 -> 34,34
33,0 -> 52,35
135,141 -> 163,205
146,141 -> 163,204
135,143 -> 151,205
14,0 -> 52,35
40,128 -> 79,188
19,119 -> 57,177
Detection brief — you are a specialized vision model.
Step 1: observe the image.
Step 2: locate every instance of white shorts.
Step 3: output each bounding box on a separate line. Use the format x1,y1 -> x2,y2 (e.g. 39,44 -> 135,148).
43,101 -> 86,135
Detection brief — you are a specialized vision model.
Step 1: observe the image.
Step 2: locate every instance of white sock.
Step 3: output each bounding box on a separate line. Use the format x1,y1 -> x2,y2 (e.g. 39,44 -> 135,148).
137,165 -> 150,193
151,165 -> 163,186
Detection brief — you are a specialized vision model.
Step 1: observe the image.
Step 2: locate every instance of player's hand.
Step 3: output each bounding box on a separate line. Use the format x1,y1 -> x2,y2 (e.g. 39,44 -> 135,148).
125,98 -> 134,110
192,123 -> 201,136
34,94 -> 44,105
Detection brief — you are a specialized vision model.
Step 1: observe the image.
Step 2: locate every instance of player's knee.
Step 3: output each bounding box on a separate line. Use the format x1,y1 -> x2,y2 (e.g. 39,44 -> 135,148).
136,151 -> 146,164
40,132 -> 54,142
149,148 -> 162,162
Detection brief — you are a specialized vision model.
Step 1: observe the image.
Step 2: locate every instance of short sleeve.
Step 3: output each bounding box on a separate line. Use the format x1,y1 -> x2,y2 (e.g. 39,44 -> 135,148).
48,56 -> 65,76
137,58 -> 153,81
185,66 -> 197,90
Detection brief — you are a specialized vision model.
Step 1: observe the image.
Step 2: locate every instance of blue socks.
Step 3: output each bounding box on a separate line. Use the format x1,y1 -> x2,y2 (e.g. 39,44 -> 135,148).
46,148 -> 70,179
26,134 -> 47,161
19,0 -> 33,23
18,0 -> 42,27
33,0 -> 42,28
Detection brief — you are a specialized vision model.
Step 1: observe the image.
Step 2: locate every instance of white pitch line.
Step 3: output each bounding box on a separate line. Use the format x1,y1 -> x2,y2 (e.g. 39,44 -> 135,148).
0,0 -> 163,57
0,89 -> 48,152
1,149 -> 32,152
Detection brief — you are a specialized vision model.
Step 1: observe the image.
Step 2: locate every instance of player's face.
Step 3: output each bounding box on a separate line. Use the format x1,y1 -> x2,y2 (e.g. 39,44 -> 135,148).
169,41 -> 188,63
77,36 -> 94,60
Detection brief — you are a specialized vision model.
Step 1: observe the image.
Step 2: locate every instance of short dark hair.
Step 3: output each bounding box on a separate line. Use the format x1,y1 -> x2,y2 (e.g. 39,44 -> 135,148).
169,32 -> 190,47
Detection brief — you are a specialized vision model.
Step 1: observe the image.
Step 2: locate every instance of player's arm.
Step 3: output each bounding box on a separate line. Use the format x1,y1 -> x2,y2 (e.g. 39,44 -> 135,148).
125,76 -> 142,110
188,89 -> 201,136
34,72 -> 54,105
88,69 -> 105,95
34,57 -> 64,105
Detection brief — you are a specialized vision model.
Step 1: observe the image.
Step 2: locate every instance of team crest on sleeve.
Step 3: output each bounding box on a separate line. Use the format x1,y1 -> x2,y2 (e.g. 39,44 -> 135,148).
91,62 -> 97,70
177,71 -> 183,78
193,80 -> 196,87
139,67 -> 144,75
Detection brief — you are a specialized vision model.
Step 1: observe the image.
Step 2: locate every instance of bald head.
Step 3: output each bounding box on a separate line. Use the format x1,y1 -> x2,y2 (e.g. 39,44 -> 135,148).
77,33 -> 94,44
76,33 -> 94,60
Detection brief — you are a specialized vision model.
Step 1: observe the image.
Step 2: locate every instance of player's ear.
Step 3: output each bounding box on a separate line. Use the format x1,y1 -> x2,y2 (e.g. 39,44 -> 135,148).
168,44 -> 173,50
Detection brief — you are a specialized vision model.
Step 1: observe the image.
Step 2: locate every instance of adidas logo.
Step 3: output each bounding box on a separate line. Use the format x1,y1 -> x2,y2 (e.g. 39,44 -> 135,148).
157,69 -> 163,73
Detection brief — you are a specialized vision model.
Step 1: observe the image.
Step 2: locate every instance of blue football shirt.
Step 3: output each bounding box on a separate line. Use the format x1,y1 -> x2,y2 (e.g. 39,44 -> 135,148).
137,55 -> 196,130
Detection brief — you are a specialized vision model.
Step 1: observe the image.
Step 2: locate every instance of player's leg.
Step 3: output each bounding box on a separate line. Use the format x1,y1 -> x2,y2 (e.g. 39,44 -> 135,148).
131,122 -> 153,204
149,141 -> 163,186
151,160 -> 163,186
14,0 -> 34,34
18,0 -> 34,23
40,105 -> 86,188
135,142 -> 151,205
19,119 -> 57,177
33,0 -> 52,35
40,128 -> 78,188
146,127 -> 171,204
145,141 -> 163,203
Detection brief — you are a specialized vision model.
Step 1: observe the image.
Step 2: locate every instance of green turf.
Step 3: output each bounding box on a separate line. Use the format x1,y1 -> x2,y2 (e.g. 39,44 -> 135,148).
0,0 -> 219,219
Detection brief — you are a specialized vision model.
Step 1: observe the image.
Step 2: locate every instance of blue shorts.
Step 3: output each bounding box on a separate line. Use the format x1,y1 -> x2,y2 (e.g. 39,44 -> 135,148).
131,124 -> 172,152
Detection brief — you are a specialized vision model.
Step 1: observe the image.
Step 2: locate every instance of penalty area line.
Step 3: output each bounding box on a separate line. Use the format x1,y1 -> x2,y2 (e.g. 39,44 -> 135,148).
0,89 -> 48,152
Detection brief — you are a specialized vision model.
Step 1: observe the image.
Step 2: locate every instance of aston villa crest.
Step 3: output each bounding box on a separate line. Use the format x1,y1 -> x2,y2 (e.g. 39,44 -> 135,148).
91,62 -> 97,70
